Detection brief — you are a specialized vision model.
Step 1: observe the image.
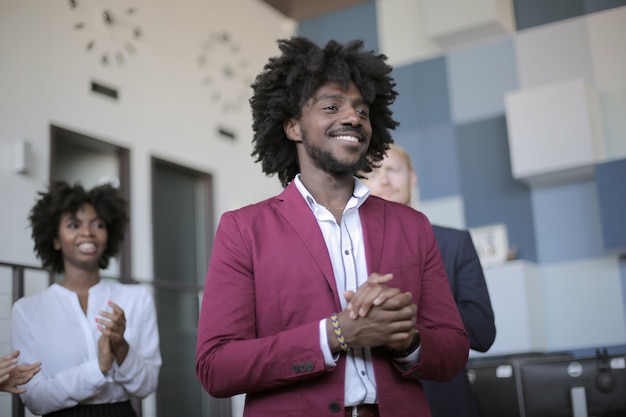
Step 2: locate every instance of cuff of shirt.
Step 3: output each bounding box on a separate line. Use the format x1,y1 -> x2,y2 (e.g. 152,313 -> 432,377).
320,319 -> 339,367
86,358 -> 112,384
392,345 -> 421,369
113,346 -> 139,382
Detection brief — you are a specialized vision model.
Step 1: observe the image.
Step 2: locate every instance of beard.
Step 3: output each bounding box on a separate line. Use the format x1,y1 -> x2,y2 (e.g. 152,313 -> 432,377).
301,129 -> 370,177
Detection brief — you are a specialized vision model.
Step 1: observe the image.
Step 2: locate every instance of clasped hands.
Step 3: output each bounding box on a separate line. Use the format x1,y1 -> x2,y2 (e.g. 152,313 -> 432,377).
97,301 -> 130,373
330,273 -> 417,353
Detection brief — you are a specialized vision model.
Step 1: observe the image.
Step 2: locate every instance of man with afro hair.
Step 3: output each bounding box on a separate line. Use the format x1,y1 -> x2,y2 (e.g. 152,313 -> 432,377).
196,37 -> 469,417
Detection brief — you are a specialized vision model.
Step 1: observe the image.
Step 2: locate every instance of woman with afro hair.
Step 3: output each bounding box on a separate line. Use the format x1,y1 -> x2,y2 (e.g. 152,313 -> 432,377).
11,181 -> 161,416
196,37 -> 469,417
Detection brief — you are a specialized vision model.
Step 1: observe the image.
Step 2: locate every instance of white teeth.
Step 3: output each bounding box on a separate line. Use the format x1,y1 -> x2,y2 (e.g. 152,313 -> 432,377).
334,135 -> 359,142
78,242 -> 96,253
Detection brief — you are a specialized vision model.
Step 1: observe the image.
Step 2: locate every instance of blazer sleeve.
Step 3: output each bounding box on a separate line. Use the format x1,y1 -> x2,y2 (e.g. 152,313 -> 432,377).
452,230 -> 496,352
367,206 -> 470,383
195,210 -> 333,398
408,223 -> 469,382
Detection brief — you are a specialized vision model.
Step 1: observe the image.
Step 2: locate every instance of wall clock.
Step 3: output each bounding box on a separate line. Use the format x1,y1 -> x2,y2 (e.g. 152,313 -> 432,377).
68,0 -> 142,66
197,31 -> 253,115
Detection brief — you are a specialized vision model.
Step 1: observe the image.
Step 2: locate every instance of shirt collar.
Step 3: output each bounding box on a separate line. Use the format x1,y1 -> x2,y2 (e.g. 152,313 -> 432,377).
52,279 -> 106,295
293,174 -> 370,214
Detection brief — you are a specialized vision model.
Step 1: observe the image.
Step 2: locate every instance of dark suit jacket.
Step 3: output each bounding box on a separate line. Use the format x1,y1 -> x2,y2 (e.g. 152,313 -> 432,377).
422,225 -> 496,417
196,182 -> 469,416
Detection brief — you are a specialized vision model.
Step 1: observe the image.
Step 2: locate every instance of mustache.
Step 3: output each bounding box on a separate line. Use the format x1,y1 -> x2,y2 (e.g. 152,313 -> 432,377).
330,127 -> 366,140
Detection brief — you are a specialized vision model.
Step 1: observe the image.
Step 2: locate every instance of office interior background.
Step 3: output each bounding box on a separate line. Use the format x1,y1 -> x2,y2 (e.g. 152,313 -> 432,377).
1,0 -> 625,416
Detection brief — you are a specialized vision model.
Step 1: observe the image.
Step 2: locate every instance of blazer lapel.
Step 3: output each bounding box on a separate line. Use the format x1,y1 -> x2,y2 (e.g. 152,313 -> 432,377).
274,183 -> 341,304
359,196 -> 385,276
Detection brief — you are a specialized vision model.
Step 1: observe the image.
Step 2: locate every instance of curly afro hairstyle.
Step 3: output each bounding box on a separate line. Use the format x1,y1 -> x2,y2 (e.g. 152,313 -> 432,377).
29,181 -> 128,273
250,36 -> 399,188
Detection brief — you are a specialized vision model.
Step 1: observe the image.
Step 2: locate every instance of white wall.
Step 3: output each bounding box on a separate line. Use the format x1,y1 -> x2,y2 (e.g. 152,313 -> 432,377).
471,257 -> 626,359
0,0 -> 294,415
0,0 -> 292,273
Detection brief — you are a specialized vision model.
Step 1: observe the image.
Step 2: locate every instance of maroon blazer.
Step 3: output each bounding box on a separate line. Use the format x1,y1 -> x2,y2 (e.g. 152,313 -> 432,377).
196,182 -> 469,416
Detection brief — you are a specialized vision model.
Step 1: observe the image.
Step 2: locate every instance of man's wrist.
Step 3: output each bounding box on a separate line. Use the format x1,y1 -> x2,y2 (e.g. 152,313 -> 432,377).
330,313 -> 349,352
386,329 -> 420,358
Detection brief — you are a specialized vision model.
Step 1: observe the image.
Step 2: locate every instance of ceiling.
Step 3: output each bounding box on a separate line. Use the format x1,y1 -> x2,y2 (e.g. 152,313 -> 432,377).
260,0 -> 372,21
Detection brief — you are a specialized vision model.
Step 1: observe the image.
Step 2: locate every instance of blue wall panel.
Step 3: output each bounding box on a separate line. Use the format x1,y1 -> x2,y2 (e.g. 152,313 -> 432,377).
447,37 -> 519,124
394,123 -> 460,200
595,159 -> 626,252
392,56 -> 452,129
584,0 -> 626,13
297,2 -> 379,51
456,116 -> 537,261
513,0 -> 586,31
621,258 -> 626,323
532,181 -> 606,263
390,62 -> 421,131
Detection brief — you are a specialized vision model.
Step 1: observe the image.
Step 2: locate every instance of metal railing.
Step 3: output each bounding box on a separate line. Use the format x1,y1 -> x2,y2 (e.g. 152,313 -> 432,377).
0,260 -> 54,304
0,261 -> 151,417
1,261 -> 230,417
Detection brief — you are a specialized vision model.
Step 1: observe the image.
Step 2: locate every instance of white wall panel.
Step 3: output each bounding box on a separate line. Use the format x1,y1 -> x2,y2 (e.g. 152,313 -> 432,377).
505,78 -> 605,184
541,256 -> 626,351
376,0 -> 442,66
515,16 -> 594,89
600,88 -> 626,160
419,194 -> 466,230
422,0 -> 515,50
470,260 -> 545,357
588,6 -> 626,91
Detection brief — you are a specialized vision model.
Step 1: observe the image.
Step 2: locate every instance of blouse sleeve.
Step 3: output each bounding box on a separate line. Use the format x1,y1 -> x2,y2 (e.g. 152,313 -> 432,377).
112,286 -> 162,398
12,301 -> 109,415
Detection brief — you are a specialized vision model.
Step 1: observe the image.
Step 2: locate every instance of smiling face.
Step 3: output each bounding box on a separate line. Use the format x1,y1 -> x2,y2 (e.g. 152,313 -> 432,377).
53,203 -> 108,272
285,81 -> 373,178
362,144 -> 417,206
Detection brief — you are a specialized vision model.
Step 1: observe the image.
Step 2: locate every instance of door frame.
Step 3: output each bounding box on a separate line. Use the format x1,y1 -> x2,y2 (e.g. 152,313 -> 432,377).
151,156 -> 226,416
49,124 -> 132,280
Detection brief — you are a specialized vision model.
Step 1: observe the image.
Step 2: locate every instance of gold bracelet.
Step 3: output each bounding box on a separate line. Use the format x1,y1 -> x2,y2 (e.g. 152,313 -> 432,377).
331,313 -> 348,351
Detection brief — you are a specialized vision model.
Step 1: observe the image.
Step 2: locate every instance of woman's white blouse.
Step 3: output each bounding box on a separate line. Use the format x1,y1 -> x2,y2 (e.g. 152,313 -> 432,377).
11,280 -> 162,415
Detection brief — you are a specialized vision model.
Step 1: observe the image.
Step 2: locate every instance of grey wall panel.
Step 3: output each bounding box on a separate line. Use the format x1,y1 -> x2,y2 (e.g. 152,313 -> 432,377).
457,115 -> 537,261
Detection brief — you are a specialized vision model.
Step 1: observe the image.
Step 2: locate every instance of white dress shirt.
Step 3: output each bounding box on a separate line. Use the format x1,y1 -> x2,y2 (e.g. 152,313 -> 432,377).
11,279 -> 162,415
294,175 -> 376,406
295,175 -> 420,406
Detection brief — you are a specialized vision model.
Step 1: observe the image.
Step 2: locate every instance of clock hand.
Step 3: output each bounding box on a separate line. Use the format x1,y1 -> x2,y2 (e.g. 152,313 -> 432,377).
102,10 -> 114,26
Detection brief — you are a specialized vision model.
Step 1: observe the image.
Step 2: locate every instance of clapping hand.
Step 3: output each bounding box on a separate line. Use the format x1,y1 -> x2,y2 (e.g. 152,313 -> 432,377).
97,301 -> 130,366
0,350 -> 41,394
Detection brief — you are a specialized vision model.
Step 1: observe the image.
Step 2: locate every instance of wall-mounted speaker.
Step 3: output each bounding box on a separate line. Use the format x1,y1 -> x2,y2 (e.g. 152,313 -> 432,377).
13,138 -> 31,174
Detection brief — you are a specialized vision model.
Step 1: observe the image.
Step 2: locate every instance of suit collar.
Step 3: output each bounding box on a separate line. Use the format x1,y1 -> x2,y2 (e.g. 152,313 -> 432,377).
291,174 -> 370,213
360,195 -> 385,275
275,183 -> 341,303
276,182 -> 387,290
